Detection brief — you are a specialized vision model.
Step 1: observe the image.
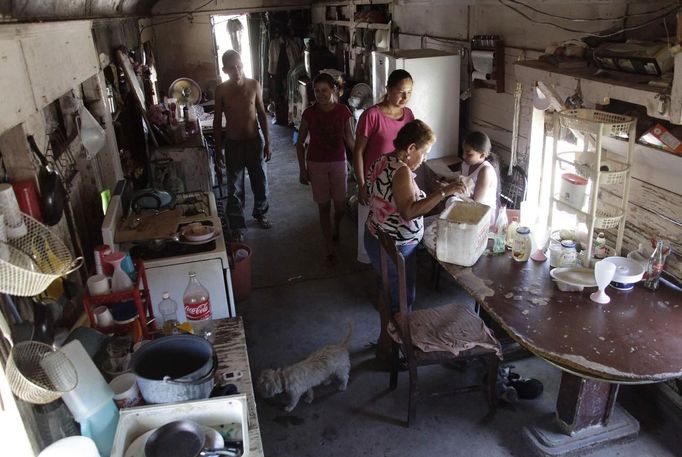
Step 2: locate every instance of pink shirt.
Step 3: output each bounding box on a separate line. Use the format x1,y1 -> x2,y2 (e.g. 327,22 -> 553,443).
356,105 -> 415,176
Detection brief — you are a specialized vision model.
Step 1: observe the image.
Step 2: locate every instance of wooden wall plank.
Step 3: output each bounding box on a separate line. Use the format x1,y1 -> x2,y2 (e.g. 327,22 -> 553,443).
19,22 -> 99,110
601,183 -> 681,281
0,40 -> 37,132
0,124 -> 35,181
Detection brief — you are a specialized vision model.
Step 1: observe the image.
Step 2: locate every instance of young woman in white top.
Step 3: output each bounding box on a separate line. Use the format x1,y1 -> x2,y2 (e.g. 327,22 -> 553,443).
461,131 -> 499,223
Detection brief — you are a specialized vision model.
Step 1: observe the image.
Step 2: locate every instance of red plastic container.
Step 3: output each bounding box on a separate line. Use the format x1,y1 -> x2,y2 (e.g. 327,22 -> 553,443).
12,180 -> 42,221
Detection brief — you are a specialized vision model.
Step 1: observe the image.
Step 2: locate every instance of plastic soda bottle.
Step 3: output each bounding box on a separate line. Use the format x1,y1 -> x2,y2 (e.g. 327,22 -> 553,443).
594,232 -> 607,259
643,240 -> 666,290
158,292 -> 180,336
183,272 -> 214,340
506,217 -> 519,250
492,206 -> 508,254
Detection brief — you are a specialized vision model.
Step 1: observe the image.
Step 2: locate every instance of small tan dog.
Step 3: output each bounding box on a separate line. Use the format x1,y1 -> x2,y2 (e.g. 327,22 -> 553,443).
257,322 -> 352,412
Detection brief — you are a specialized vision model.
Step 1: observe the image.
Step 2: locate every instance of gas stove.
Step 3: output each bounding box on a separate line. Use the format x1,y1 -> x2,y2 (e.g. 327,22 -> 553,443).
175,191 -> 212,218
102,189 -> 235,319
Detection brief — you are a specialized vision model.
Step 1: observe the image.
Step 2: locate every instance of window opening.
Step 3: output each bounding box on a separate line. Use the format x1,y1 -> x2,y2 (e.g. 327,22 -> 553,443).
212,14 -> 253,81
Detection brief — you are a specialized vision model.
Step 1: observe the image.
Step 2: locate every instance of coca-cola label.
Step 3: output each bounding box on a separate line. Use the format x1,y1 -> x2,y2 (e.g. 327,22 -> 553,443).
184,298 -> 212,321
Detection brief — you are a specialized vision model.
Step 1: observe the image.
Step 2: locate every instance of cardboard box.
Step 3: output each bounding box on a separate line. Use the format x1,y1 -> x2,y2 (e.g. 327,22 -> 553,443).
640,124 -> 682,155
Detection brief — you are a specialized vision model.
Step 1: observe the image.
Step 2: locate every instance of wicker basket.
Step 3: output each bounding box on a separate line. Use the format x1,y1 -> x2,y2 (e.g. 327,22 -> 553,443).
0,214 -> 83,296
558,152 -> 629,185
594,203 -> 625,230
559,109 -> 635,136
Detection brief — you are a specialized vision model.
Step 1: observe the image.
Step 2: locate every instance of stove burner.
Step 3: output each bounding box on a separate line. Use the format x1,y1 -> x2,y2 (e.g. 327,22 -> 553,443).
183,207 -> 206,217
182,196 -> 200,205
174,191 -> 211,218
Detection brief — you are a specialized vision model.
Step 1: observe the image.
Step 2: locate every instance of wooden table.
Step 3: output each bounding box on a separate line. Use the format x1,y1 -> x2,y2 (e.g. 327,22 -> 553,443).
213,317 -> 264,457
424,226 -> 682,456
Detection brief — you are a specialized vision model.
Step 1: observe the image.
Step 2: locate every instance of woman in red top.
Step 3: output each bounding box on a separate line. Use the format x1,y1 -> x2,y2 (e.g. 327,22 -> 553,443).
297,73 -> 355,263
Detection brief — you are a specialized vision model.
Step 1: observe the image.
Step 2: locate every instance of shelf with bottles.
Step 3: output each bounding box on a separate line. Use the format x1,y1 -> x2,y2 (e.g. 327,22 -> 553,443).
548,109 -> 637,266
83,260 -> 156,339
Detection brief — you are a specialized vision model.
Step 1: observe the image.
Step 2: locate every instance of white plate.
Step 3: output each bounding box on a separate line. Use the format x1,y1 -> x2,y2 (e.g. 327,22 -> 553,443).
602,256 -> 644,283
182,224 -> 217,242
124,429 -> 155,457
550,267 -> 598,288
178,230 -> 222,245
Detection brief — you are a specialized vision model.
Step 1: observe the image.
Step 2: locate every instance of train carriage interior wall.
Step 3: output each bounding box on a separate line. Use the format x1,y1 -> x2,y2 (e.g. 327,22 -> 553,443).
1,1 -> 682,456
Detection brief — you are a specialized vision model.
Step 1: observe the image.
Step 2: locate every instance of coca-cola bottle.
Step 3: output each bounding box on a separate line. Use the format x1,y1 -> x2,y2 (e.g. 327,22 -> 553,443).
183,272 -> 214,341
642,240 -> 666,291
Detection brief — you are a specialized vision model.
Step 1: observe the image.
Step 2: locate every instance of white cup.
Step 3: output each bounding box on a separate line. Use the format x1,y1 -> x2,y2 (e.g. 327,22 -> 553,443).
0,183 -> 27,238
109,373 -> 142,409
93,306 -> 114,328
87,274 -> 110,296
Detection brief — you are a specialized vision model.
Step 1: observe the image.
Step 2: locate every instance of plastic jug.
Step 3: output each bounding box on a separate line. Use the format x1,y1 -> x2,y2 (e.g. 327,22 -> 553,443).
59,340 -> 118,456
79,401 -> 119,457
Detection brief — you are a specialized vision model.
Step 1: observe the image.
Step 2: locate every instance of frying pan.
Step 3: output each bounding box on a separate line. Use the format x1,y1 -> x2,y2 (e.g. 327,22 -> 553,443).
144,420 -> 242,457
26,135 -> 65,226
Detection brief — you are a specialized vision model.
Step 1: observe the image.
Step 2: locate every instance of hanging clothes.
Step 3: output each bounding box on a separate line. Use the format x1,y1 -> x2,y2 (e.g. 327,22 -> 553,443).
267,37 -> 301,75
227,18 -> 243,55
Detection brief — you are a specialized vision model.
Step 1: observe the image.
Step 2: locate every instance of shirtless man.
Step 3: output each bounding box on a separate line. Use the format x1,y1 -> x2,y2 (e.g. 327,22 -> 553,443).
214,50 -> 272,241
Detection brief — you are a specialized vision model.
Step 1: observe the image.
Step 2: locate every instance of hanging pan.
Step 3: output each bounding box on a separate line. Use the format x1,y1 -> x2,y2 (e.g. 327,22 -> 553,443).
26,135 -> 65,226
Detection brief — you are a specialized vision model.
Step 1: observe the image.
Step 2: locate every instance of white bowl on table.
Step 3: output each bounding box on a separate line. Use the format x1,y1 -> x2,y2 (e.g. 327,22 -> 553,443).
550,267 -> 597,292
602,256 -> 645,291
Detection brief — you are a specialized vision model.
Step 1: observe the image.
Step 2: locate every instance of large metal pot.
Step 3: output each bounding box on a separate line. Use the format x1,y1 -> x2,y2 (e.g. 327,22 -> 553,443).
131,335 -> 216,404
132,334 -> 214,381
135,357 -> 216,404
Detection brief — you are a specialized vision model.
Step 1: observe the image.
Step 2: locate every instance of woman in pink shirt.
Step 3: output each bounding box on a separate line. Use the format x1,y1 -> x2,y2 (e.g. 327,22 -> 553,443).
297,73 -> 355,263
353,70 -> 415,263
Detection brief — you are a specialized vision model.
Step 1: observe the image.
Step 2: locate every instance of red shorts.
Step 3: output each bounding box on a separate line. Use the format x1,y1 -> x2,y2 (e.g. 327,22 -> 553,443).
307,160 -> 347,204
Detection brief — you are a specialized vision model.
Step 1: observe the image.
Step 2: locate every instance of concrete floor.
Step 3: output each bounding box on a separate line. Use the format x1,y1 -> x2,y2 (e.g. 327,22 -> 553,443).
233,123 -> 681,457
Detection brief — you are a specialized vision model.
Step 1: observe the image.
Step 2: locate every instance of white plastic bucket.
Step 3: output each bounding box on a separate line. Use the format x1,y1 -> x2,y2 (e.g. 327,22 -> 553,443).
436,201 -> 492,267
560,173 -> 588,208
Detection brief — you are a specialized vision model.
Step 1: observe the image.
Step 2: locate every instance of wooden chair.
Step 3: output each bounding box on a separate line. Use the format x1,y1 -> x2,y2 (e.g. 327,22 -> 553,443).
377,228 -> 501,427
499,165 -> 527,210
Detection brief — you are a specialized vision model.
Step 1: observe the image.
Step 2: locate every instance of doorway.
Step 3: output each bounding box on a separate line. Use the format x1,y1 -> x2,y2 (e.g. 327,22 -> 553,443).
212,14 -> 253,81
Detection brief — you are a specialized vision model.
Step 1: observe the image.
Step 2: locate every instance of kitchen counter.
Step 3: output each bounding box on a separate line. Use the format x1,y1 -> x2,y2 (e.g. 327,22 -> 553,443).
213,317 -> 264,456
151,132 -> 214,192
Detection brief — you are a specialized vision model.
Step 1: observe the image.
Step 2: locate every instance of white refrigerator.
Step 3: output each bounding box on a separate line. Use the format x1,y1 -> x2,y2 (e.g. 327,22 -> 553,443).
372,49 -> 460,160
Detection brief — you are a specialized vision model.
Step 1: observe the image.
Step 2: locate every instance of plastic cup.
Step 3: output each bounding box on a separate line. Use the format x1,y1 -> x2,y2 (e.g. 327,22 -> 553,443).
87,274 -> 110,296
0,183 -> 28,238
93,306 -> 114,328
108,373 -> 142,409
